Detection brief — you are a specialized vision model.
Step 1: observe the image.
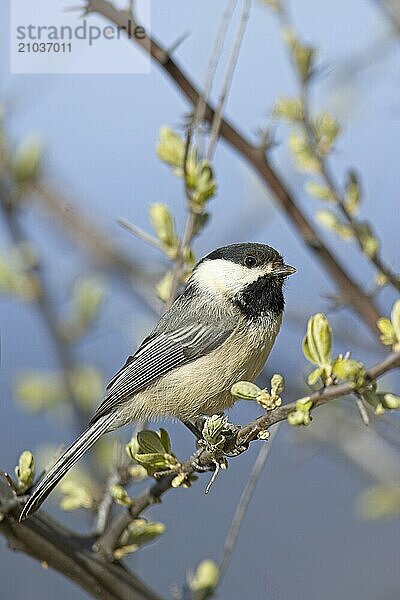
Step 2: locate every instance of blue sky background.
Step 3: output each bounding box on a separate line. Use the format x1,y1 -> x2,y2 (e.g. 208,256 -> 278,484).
1,1 -> 400,599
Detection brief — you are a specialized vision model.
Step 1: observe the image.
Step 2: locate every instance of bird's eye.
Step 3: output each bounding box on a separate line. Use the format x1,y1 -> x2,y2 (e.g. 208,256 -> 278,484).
244,255 -> 257,268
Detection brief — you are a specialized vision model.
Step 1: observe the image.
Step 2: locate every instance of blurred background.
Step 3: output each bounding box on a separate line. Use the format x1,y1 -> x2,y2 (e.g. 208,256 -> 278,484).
1,0 -> 400,598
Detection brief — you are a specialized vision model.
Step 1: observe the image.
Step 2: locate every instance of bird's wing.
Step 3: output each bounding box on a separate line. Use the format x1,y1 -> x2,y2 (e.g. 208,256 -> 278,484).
89,320 -> 235,425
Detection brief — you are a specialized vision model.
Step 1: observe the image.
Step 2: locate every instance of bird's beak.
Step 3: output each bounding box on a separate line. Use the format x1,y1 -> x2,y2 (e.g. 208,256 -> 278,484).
272,264 -> 296,277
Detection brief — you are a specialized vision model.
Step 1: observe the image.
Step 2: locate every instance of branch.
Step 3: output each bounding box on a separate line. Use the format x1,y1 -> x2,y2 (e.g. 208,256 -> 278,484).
95,350 -> 400,559
0,181 -> 87,429
372,0 -> 400,34
236,350 -> 400,446
277,5 -> 400,293
33,182 -> 147,285
0,481 -> 161,600
85,0 -> 381,337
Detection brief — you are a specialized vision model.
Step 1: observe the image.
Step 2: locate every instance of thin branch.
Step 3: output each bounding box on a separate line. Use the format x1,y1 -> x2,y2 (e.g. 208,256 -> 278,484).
117,216 -> 162,251
165,0 -> 244,306
206,0 -> 251,160
193,0 -> 238,146
165,128 -> 197,308
236,350 -> 400,446
218,424 -> 279,580
86,0 -> 381,337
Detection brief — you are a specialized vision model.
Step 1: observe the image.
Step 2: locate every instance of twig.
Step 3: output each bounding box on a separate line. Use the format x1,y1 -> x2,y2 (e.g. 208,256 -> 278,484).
278,4 -> 400,293
117,216 -> 162,251
355,395 -> 370,426
206,0 -> 251,160
87,0 -> 382,337
165,128 -> 197,308
218,424 -> 279,579
193,0 -> 238,147
94,470 -> 122,536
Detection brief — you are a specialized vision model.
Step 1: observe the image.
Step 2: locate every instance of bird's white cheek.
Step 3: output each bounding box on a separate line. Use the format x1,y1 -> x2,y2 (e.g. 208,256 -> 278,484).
192,259 -> 266,297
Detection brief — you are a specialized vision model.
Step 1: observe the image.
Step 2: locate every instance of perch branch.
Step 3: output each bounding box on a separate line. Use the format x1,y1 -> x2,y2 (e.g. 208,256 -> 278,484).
94,350 -> 400,559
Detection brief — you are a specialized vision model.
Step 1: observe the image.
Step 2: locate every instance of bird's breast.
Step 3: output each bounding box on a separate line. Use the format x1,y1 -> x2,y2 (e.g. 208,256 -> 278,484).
116,313 -> 282,423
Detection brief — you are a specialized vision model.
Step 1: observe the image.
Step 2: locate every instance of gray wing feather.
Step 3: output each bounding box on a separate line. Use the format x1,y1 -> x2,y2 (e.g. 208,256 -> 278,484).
89,317 -> 235,425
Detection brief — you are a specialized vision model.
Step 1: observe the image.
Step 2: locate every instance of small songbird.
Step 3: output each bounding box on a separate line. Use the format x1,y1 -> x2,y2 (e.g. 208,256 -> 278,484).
20,242 -> 295,520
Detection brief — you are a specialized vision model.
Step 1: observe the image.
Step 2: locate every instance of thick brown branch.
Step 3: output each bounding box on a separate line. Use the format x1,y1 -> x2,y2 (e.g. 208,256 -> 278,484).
0,483 -> 161,600
86,0 -> 381,336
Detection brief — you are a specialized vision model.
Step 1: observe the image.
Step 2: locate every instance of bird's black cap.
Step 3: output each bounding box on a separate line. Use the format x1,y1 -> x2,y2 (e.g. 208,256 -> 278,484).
202,243 -> 282,268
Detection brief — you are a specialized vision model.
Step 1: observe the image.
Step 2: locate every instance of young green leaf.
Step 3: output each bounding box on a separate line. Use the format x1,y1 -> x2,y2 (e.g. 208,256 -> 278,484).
302,313 -> 332,367
231,381 -> 261,400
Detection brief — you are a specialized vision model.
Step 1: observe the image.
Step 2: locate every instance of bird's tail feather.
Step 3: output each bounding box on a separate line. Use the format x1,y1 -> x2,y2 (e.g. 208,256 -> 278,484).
19,414 -> 115,521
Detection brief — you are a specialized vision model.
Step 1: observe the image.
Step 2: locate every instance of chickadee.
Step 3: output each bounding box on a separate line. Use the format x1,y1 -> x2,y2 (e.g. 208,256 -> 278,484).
20,242 -> 295,520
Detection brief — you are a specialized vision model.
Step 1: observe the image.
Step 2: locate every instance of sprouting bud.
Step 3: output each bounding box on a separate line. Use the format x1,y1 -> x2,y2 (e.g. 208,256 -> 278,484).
271,374 -> 284,397
287,398 -> 313,427
59,480 -> 93,511
12,135 -> 44,184
133,429 -> 178,475
190,559 -> 220,600
382,393 -> 400,410
155,270 -> 174,303
156,126 -> 185,168
305,181 -> 334,201
377,300 -> 400,350
332,357 -> 366,388
15,450 -> 35,491
110,484 -> 133,507
114,519 -> 166,559
274,97 -> 304,122
149,203 -> 179,256
289,132 -> 320,173
316,210 -> 354,239
312,112 -> 340,154
354,221 -> 379,258
286,36 -> 315,82
344,171 -> 361,216
190,160 -> 217,208
391,300 -> 400,343
302,313 -> 332,368
202,415 -> 227,449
